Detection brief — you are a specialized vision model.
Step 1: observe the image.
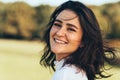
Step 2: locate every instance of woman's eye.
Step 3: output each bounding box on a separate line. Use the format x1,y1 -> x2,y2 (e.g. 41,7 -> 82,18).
68,28 -> 76,32
53,23 -> 61,27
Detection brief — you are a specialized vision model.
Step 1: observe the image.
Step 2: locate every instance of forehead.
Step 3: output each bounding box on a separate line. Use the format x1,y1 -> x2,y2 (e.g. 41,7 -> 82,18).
56,9 -> 78,20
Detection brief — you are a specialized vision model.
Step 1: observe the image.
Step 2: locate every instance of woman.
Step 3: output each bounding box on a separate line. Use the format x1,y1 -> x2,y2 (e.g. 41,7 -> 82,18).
40,1 -> 116,80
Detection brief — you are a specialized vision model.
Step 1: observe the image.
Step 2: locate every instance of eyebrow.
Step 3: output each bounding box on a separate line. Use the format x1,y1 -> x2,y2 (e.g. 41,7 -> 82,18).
66,23 -> 78,29
55,19 -> 78,29
55,19 -> 62,23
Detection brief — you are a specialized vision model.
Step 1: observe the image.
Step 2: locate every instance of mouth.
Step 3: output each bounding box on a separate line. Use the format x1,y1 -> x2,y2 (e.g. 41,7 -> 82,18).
54,38 -> 67,44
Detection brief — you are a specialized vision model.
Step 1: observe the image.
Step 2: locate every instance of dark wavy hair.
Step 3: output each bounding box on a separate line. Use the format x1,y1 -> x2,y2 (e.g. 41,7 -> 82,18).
40,1 -> 116,80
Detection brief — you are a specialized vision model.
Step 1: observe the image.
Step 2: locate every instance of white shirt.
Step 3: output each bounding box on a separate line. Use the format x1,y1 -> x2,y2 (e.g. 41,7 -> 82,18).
51,59 -> 88,80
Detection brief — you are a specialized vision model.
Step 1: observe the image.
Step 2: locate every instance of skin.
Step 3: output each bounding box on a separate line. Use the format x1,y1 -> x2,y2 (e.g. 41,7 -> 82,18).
50,9 -> 83,61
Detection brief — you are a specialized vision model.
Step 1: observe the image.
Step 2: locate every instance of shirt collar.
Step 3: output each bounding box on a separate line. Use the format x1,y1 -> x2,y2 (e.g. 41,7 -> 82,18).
54,59 -> 65,70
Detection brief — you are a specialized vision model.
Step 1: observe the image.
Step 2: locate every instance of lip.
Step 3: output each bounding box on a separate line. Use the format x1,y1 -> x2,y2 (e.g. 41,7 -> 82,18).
54,38 -> 67,44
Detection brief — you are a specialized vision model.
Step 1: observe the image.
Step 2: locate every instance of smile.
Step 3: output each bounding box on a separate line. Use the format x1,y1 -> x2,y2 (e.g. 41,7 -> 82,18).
54,38 -> 67,44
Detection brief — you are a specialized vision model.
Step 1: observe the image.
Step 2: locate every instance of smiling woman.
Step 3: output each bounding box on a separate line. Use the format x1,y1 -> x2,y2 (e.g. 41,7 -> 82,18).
40,1 -> 117,80
50,9 -> 83,61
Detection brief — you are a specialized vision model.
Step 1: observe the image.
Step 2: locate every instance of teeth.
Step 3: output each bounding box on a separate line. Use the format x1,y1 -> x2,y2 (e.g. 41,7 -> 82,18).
55,38 -> 66,44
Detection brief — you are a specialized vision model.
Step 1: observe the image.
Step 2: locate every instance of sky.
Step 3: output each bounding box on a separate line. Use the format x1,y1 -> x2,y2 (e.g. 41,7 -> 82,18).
0,0 -> 120,6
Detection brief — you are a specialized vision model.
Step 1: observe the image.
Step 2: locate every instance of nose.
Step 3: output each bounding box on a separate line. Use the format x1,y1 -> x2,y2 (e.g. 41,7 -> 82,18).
56,27 -> 66,37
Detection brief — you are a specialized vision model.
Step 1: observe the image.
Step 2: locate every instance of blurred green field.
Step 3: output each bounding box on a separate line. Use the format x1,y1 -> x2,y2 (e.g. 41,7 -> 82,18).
0,39 -> 120,80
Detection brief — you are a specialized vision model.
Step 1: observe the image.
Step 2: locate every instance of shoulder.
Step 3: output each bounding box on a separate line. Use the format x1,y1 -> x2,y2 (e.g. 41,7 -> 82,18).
52,64 -> 88,80
62,65 -> 88,80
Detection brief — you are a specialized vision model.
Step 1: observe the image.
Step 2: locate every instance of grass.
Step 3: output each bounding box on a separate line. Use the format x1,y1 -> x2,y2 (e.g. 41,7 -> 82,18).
0,39 -> 52,80
0,39 -> 120,80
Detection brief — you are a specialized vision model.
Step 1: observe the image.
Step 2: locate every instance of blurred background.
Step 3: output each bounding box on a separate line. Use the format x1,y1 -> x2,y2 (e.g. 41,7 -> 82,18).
0,0 -> 120,80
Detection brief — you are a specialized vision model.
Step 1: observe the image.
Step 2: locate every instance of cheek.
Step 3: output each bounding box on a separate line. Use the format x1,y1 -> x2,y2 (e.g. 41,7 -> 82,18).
75,31 -> 83,44
50,27 -> 58,43
68,33 -> 83,45
50,27 -> 55,37
50,26 -> 58,36
70,33 -> 82,41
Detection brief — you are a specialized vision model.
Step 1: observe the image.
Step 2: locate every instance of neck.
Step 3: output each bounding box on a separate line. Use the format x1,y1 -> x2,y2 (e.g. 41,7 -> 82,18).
56,54 -> 69,61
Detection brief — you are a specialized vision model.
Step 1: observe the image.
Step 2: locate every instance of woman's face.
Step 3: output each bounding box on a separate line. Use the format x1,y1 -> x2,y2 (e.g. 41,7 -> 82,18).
50,9 -> 83,60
